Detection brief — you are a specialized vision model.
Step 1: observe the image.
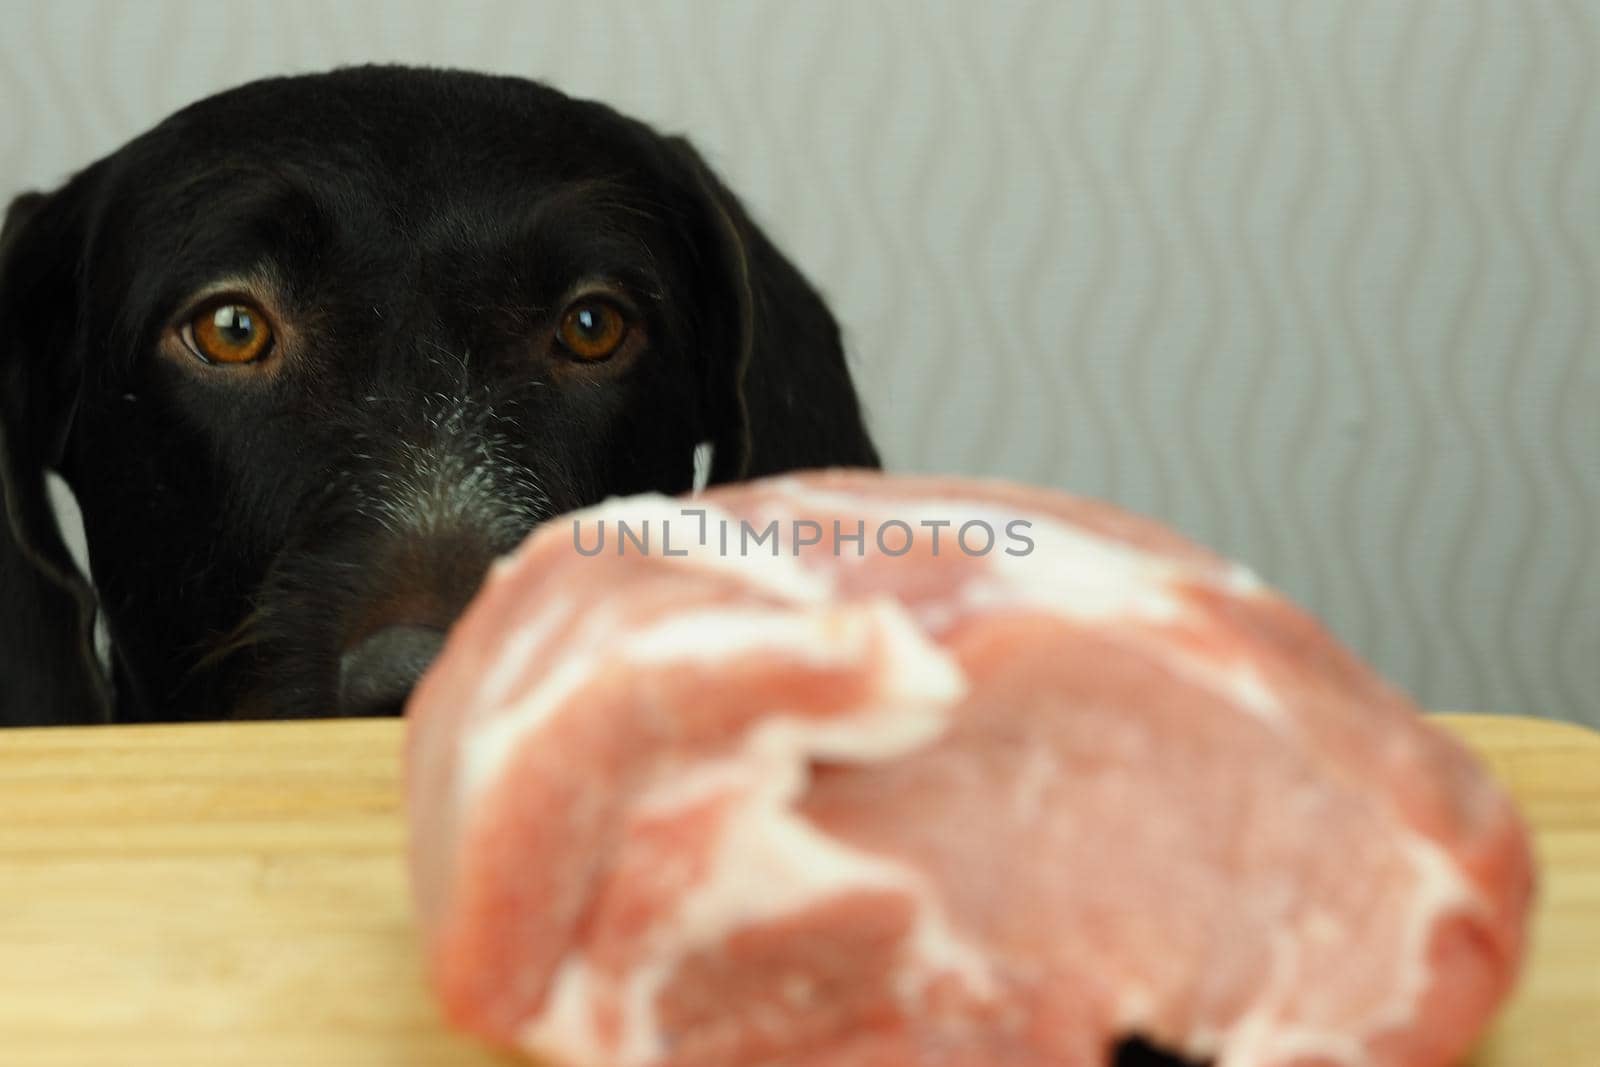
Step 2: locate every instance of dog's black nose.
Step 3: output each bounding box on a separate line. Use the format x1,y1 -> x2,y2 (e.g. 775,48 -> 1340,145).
338,624 -> 447,717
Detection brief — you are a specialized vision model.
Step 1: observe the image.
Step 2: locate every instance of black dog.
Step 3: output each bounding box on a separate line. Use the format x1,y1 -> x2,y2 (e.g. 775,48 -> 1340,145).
0,66 -> 879,726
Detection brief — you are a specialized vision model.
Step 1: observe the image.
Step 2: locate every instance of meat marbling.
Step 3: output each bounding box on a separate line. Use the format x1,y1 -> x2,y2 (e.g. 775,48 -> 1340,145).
405,471 -> 1534,1067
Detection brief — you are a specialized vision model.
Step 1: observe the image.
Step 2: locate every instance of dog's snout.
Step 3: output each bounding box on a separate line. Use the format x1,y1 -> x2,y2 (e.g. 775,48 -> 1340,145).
337,624 -> 447,717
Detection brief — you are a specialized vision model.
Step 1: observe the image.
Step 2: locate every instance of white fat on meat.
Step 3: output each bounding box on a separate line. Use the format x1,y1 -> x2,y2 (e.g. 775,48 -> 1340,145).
519,597 -> 986,1066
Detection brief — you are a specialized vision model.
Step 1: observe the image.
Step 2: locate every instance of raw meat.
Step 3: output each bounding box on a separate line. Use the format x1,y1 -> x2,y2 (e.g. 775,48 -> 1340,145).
405,471 -> 1534,1067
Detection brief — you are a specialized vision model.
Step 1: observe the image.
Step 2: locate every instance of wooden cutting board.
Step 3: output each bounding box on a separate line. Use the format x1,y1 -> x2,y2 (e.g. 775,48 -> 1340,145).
0,714 -> 1594,1066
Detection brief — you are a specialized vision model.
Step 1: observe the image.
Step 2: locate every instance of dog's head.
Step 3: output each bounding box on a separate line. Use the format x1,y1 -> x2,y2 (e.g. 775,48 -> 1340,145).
0,67 -> 878,724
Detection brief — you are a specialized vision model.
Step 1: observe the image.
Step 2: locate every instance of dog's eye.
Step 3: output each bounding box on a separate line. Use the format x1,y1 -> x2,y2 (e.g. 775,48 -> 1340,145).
556,299 -> 628,361
183,300 -> 275,365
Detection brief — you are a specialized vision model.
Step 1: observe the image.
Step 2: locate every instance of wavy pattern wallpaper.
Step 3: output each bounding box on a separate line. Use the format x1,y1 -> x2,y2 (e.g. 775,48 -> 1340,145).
3,1 -> 1597,725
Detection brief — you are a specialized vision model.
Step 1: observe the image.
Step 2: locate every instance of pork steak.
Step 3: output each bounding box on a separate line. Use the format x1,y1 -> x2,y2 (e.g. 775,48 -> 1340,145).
406,471 -> 1534,1067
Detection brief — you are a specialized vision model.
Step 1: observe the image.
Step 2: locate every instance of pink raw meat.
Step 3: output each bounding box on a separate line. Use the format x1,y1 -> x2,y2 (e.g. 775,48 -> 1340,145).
405,471 -> 1534,1067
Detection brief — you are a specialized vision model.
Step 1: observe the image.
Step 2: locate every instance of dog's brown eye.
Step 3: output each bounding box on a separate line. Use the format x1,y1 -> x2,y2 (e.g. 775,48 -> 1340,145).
557,299 -> 628,361
186,300 -> 274,365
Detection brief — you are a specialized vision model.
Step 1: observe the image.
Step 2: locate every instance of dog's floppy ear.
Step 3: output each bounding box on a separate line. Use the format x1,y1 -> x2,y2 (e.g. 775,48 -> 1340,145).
664,138 -> 880,483
0,186 -> 113,725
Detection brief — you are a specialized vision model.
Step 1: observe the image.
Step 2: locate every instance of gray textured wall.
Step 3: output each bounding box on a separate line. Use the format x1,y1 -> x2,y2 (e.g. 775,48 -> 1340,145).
4,1 -> 1597,725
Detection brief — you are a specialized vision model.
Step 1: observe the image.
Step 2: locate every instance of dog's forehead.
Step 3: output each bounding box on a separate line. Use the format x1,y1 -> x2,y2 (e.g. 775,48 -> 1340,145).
85,69 -> 688,330
184,68 -> 642,159
111,69 -> 667,222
